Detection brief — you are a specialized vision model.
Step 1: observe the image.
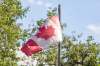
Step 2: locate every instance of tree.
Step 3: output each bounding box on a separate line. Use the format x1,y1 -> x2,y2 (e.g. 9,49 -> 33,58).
0,0 -> 27,65
61,35 -> 100,66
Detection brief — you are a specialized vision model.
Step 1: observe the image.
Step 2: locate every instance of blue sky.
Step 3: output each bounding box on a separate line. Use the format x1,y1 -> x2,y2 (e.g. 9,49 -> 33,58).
17,0 -> 100,42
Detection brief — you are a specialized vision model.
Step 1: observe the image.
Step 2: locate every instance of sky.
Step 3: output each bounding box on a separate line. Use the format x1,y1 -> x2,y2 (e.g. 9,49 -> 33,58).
17,0 -> 100,43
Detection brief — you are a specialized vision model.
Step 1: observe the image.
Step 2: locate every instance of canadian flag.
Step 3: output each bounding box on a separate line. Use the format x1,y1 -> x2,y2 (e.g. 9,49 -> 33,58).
21,16 -> 62,56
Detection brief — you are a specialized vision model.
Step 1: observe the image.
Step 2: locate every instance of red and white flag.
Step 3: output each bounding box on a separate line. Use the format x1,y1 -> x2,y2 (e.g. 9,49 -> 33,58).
21,16 -> 62,56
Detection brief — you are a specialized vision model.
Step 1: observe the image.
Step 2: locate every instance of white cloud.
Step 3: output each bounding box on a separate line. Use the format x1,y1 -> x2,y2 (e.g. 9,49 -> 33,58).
87,24 -> 100,34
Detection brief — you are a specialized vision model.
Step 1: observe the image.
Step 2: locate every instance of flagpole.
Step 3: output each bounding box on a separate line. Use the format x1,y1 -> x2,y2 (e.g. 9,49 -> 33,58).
57,4 -> 61,66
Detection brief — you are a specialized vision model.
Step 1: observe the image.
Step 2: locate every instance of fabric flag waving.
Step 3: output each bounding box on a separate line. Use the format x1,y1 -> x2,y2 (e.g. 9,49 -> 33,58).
21,16 -> 62,56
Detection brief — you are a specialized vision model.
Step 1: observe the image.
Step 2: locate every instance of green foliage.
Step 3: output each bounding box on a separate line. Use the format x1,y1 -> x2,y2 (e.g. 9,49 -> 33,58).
37,19 -> 45,26
0,0 -> 27,65
47,8 -> 57,17
61,35 -> 100,66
